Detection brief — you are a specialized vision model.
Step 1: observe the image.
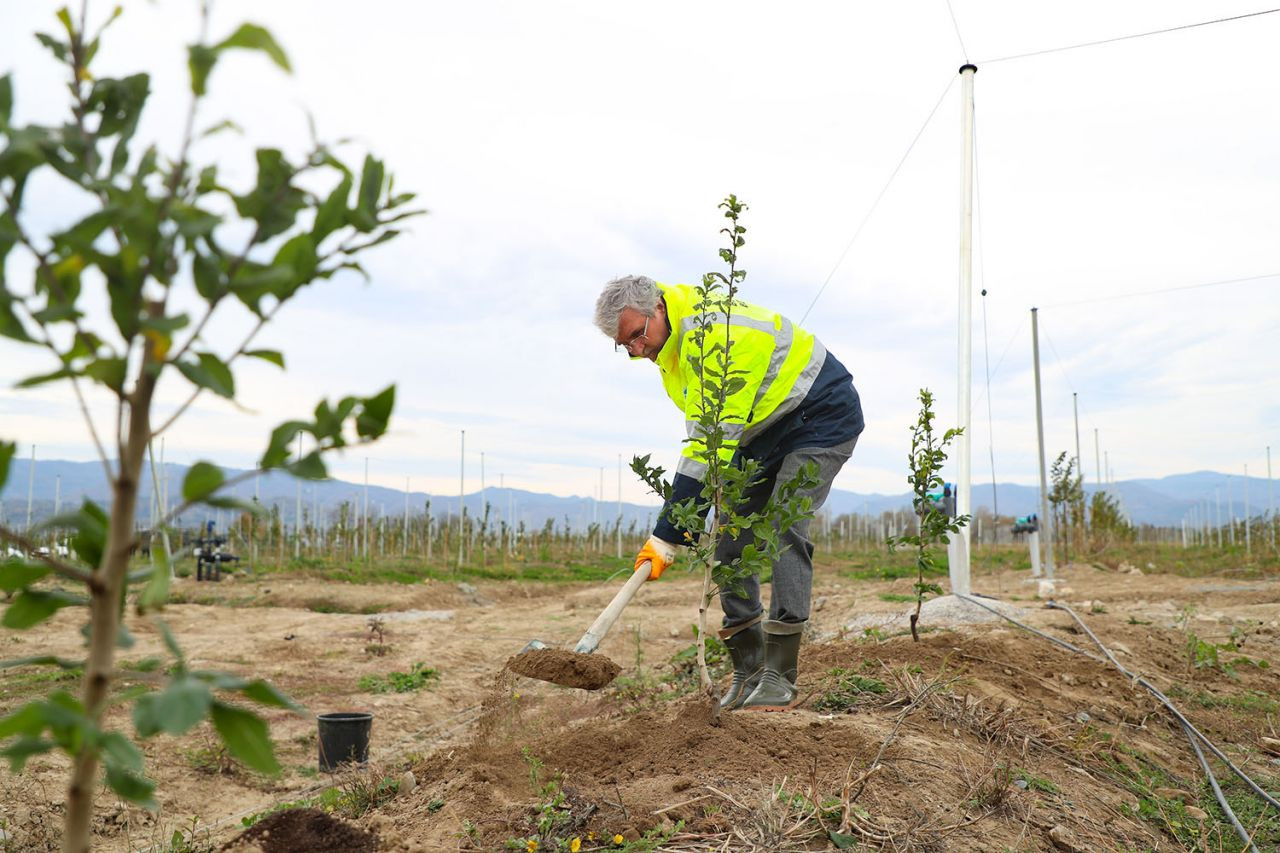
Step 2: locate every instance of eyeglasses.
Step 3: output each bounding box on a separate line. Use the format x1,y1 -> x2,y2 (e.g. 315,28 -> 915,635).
614,315 -> 650,356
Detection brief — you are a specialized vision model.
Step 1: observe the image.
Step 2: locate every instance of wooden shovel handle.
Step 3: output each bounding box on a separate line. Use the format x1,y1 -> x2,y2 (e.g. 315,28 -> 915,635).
573,563 -> 649,654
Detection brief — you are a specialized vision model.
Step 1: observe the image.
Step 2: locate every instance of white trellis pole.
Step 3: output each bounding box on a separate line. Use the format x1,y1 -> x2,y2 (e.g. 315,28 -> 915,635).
25,445 -> 36,531
616,454 -> 623,559
1031,308 -> 1055,582
1244,464 -> 1250,558
403,477 -> 410,557
949,62 -> 977,599
1268,446 -> 1275,549
458,430 -> 466,567
295,434 -> 303,559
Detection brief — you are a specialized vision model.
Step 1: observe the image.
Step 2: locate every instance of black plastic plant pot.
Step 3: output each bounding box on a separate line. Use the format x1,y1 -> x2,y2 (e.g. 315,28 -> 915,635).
317,711 -> 373,772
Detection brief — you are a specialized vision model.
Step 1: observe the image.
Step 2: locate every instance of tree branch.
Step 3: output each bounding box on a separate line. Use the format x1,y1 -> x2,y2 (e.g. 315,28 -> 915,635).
0,526 -> 96,586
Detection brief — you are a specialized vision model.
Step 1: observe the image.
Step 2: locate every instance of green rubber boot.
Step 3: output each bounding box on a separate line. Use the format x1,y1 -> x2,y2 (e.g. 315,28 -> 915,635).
717,617 -> 764,711
741,620 -> 804,712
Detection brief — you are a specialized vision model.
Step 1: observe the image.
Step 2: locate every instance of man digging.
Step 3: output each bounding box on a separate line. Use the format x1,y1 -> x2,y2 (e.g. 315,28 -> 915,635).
595,276 -> 864,711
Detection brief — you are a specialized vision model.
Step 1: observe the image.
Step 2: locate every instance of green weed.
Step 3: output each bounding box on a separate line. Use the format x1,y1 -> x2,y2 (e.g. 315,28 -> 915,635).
813,668 -> 888,713
358,662 -> 438,693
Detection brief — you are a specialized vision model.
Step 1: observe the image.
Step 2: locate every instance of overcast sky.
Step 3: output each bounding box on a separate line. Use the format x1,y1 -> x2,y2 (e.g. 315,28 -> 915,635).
1,1 -> 1278,509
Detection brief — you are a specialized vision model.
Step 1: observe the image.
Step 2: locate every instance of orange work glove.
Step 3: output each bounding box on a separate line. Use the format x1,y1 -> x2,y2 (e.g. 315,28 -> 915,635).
634,536 -> 679,581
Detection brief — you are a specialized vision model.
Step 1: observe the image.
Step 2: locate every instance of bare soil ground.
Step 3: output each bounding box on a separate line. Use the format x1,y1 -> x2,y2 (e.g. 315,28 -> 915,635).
3,554 -> 1279,851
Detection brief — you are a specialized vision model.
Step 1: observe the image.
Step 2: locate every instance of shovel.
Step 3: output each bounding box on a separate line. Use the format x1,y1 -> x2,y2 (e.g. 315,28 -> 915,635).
508,562 -> 649,689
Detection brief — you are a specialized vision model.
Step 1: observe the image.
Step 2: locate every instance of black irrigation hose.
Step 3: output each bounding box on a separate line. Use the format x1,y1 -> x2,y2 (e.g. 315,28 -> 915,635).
1042,601 -> 1262,852
1044,601 -> 1280,814
1185,717 -> 1258,853
951,594 -> 1280,837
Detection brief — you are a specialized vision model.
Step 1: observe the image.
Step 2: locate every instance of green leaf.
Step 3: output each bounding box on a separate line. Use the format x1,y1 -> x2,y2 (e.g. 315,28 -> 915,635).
192,251 -> 226,301
312,173 -> 351,242
215,24 -> 292,73
0,558 -> 53,592
828,829 -> 859,848
1,736 -> 54,772
2,589 -> 86,629
354,155 -> 385,229
154,620 -> 185,665
98,730 -> 144,772
0,73 -> 12,128
286,452 -> 327,480
83,357 -> 128,393
210,701 -> 279,775
0,289 -> 32,343
133,677 -> 212,737
0,441 -> 14,491
137,535 -> 170,612
238,679 -> 302,712
182,461 -> 225,502
187,44 -> 217,96
0,703 -> 47,738
355,385 -> 395,439
0,654 -> 82,672
16,367 -> 75,388
177,352 -> 235,398
244,349 -> 284,368
43,500 -> 108,568
104,763 -> 157,809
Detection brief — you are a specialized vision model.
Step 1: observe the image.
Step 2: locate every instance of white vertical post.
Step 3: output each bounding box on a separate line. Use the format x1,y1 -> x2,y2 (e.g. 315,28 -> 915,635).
363,457 -> 370,560
951,62 -> 977,598
1072,393 -> 1082,479
1268,446 -> 1275,549
403,477 -> 410,557
1226,475 -> 1235,547
25,445 -> 36,531
458,430 -> 465,567
53,474 -> 61,518
1214,487 -> 1222,548
160,438 -> 167,524
616,454 -> 623,559
1031,308 -> 1055,582
1028,529 -> 1041,577
1244,464 -> 1250,558
295,433 -> 303,559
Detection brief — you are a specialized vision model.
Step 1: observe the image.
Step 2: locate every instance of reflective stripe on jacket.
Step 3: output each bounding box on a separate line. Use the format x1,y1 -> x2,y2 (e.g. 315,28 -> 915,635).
654,282 -> 827,483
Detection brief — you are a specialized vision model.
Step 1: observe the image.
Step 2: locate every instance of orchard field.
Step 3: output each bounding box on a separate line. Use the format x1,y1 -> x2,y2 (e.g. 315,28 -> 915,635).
3,542 -> 1278,852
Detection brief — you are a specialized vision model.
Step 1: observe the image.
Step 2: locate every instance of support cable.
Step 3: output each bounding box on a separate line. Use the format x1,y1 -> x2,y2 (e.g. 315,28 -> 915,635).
972,114 -> 998,523
979,8 -> 1280,65
1040,271 -> 1280,310
954,594 -> 1280,827
799,74 -> 956,324
944,0 -> 970,63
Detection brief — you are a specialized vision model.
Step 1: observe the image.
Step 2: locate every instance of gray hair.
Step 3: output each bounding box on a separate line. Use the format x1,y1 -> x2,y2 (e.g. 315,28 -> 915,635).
593,275 -> 660,338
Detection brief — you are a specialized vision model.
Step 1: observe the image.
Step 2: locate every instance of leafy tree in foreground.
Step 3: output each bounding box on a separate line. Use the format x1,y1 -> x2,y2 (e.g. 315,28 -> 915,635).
632,197 -> 818,722
0,5 -> 417,850
888,389 -> 969,641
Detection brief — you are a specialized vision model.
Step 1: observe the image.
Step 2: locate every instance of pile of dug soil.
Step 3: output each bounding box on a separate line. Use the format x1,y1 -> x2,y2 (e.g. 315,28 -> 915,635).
220,808 -> 377,853
505,647 -> 621,689
365,624 -> 1280,851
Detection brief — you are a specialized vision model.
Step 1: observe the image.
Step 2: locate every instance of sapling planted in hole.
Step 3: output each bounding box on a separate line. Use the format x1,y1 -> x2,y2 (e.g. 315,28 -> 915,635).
631,196 -> 818,722
888,389 -> 970,641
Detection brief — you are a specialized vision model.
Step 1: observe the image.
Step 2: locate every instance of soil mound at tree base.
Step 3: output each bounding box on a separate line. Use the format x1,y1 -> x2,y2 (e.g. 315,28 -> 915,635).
505,648 -> 621,689
220,808 -> 377,853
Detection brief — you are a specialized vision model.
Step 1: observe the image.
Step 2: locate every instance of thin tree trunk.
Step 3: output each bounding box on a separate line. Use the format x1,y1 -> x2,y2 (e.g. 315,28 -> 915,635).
64,365 -> 157,853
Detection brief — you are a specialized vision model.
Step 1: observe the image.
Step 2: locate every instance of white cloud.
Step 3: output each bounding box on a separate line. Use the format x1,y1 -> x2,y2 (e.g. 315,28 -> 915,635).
2,0 -> 1278,508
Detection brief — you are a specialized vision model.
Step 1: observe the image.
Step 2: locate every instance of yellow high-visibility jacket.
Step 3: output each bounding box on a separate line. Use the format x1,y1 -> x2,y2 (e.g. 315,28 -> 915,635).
653,282 -> 829,484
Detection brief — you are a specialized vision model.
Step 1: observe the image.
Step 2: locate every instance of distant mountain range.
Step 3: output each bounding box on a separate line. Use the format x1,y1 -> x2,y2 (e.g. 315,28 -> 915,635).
1,459 -> 1275,531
